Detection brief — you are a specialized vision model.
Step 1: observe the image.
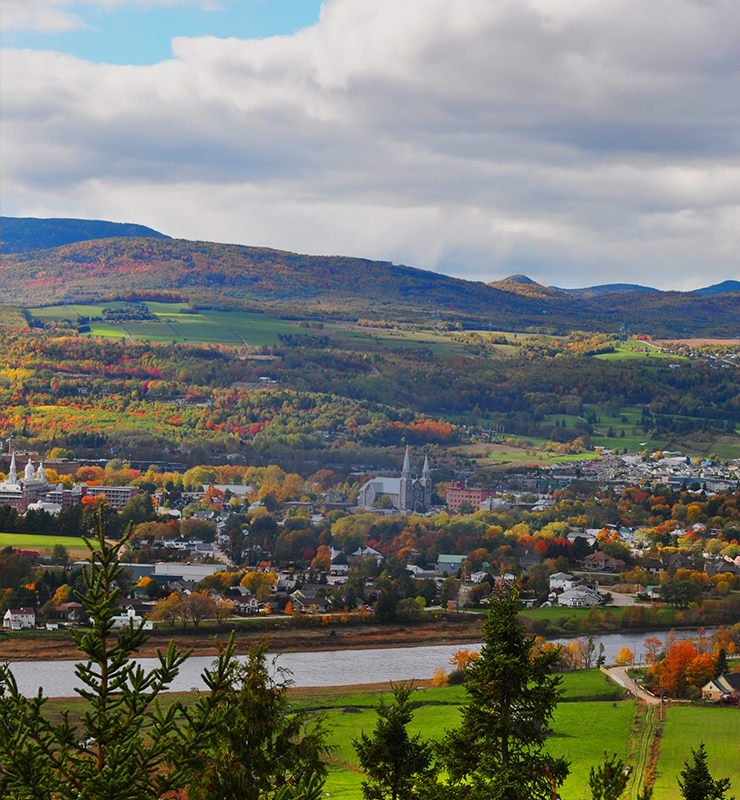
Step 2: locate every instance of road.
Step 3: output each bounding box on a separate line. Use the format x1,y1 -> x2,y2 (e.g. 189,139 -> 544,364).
602,665 -> 660,705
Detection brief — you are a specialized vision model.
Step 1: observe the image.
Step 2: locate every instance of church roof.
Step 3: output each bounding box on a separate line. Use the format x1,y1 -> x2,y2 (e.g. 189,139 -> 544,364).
364,478 -> 402,495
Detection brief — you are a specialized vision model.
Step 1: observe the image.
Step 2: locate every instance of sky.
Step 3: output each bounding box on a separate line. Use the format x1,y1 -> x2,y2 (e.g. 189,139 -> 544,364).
1,0 -> 739,291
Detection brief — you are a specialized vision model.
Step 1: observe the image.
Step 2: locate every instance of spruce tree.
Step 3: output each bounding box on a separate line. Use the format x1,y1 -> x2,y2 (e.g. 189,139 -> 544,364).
678,743 -> 734,800
439,582 -> 569,799
0,510 -> 234,800
353,682 -> 436,800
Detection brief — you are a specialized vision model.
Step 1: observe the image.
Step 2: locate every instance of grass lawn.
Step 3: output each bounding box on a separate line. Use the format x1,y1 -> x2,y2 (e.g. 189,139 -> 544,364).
0,532 -> 95,554
651,706 -> 740,800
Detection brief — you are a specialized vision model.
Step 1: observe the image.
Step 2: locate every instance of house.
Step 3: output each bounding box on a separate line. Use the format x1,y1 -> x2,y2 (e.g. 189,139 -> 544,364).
644,559 -> 664,576
231,594 -> 260,615
55,601 -> 84,621
436,554 -> 466,575
582,551 -> 626,572
646,585 -> 662,601
3,607 -> 35,630
111,607 -> 153,630
557,587 -> 602,608
701,672 -> 740,702
548,572 -> 575,591
520,551 -> 543,569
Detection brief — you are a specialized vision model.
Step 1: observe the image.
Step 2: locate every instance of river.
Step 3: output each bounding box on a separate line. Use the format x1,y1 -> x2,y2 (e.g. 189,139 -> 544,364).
7,627 -> 714,698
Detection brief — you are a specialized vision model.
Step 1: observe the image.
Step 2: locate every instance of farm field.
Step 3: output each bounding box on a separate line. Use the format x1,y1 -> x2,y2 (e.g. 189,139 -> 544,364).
651,706 -> 740,800
0,532 -> 94,555
29,303 -> 306,347
317,682 -> 636,800
594,341 -> 688,362
454,440 -> 600,467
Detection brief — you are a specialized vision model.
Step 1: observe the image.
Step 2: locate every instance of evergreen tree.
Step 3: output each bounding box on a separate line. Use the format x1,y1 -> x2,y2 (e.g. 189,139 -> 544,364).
0,510 -> 234,800
714,648 -> 729,678
587,752 -> 630,800
353,682 -> 436,800
439,582 -> 569,799
184,640 -> 330,800
678,743 -> 734,800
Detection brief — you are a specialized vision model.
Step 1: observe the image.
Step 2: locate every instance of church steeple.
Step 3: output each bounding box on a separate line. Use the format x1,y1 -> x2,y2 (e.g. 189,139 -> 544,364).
402,446 -> 411,477
8,451 -> 17,484
422,454 -> 430,479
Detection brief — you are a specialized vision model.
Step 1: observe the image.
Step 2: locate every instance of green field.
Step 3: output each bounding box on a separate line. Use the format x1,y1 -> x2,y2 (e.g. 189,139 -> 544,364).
0,532 -> 94,552
594,342 -> 689,363
315,675 -> 636,800
652,706 -> 740,800
30,303 -> 307,347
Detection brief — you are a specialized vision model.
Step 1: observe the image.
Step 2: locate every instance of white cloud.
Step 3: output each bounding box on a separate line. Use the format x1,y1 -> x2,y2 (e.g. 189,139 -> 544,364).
2,0 -> 739,288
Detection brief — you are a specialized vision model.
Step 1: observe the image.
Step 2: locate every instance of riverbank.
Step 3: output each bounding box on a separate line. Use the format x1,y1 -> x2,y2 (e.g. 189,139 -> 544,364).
3,602 -> 738,662
0,615 -> 487,662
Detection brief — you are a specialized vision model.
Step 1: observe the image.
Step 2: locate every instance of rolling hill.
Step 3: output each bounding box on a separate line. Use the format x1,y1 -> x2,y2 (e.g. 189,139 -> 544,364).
0,218 -> 738,337
0,216 -> 168,254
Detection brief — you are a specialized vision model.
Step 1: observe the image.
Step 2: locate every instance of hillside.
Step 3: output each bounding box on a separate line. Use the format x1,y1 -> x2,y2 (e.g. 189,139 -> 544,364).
1,233 -> 739,336
0,216 -> 169,254
561,283 -> 659,298
694,280 -> 740,296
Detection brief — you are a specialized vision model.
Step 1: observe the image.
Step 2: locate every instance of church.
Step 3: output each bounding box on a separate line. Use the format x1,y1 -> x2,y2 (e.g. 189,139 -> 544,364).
0,451 -> 50,511
357,447 -> 432,514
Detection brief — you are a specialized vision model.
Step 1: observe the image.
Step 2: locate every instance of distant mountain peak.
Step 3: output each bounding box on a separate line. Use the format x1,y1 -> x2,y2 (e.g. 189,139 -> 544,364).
693,280 -> 740,296
489,274 -> 565,298
497,274 -> 538,285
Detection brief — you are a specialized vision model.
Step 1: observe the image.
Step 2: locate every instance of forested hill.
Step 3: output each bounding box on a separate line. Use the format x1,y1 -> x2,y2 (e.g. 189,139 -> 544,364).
0,216 -> 169,254
1,233 -> 739,336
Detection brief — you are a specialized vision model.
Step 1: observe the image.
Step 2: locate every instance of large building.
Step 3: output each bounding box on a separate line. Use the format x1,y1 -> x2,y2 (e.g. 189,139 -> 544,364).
445,482 -> 497,512
357,447 -> 432,514
0,452 -> 51,511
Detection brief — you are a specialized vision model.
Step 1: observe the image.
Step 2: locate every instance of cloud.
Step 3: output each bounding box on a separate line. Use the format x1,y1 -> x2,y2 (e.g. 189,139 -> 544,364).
2,0 -> 739,288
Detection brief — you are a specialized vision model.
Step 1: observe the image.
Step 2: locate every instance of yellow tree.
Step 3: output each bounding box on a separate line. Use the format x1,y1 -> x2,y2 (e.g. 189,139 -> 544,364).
150,593 -> 182,627
614,648 -> 634,666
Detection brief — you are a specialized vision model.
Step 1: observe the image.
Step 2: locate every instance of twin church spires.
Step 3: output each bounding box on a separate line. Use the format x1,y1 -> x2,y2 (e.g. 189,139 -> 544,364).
399,446 -> 432,513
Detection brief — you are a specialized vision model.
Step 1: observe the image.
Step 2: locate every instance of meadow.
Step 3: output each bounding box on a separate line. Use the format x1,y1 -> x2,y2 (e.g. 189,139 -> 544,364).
0,532 -> 94,556
651,706 -> 740,800
594,341 -> 689,363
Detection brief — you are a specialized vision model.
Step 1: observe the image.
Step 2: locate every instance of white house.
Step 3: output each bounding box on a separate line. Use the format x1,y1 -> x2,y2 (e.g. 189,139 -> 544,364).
3,607 -> 36,630
110,607 -> 153,630
557,587 -> 602,608
548,572 -> 575,592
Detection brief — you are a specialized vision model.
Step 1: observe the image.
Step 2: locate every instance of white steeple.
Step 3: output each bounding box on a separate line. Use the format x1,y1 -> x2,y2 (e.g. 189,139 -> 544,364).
8,451 -> 17,484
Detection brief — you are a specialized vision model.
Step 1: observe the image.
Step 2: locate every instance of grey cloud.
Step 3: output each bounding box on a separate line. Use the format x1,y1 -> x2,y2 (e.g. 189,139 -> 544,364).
1,0 -> 739,288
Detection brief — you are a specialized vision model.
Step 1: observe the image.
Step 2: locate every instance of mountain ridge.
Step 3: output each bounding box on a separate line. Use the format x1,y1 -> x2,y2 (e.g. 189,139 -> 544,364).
0,217 -> 738,337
